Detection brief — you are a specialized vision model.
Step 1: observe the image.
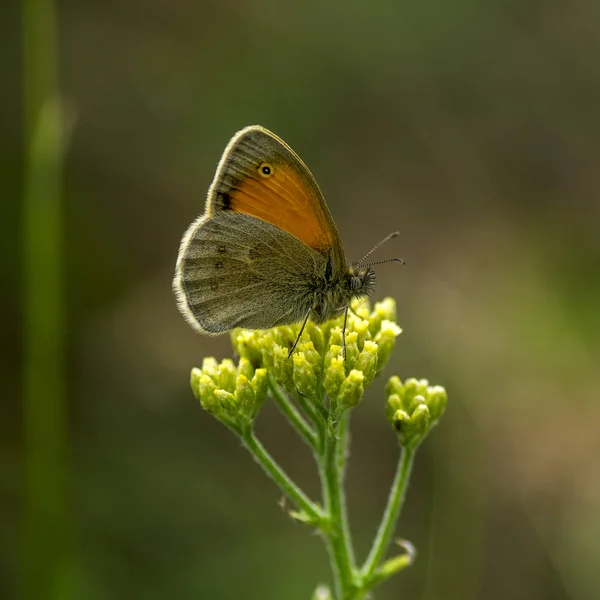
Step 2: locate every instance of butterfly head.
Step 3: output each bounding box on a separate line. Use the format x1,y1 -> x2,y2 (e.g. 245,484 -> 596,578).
347,265 -> 376,299
347,231 -> 405,302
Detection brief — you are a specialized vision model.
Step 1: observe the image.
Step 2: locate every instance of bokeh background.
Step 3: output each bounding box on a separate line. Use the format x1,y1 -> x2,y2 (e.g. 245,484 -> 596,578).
4,0 -> 600,598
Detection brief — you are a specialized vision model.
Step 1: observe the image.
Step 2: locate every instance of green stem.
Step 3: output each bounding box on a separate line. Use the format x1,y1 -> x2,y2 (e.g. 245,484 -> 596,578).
22,0 -> 69,597
335,413 -> 350,483
242,430 -> 325,525
335,413 -> 355,567
268,373 -> 317,450
320,426 -> 357,599
296,389 -> 328,435
360,445 -> 416,584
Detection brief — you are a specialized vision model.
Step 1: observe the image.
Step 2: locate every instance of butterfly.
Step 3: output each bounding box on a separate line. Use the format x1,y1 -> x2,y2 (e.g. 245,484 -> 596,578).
173,125 -> 402,355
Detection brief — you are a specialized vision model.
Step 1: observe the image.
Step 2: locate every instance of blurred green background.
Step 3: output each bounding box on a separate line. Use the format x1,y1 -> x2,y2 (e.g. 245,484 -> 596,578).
5,0 -> 600,598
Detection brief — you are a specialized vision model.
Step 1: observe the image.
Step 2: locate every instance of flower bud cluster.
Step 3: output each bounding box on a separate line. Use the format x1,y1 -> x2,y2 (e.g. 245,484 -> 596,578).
190,356 -> 267,427
230,298 -> 401,412
385,377 -> 447,447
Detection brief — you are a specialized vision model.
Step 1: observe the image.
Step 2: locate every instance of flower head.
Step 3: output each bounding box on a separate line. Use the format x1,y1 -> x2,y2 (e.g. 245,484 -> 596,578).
385,377 -> 448,447
190,356 -> 267,429
189,298 -> 447,435
230,298 -> 402,413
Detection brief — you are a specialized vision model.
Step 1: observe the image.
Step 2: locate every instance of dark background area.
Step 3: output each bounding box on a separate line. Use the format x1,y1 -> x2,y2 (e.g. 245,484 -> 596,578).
3,0 -> 600,598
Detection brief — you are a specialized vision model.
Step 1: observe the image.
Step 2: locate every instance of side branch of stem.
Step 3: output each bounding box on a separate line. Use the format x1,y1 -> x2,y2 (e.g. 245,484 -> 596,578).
360,445 -> 416,584
241,430 -> 325,525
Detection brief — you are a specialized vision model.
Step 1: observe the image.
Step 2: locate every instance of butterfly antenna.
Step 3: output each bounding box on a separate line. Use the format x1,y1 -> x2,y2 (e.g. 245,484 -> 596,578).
362,257 -> 405,267
356,231 -> 400,266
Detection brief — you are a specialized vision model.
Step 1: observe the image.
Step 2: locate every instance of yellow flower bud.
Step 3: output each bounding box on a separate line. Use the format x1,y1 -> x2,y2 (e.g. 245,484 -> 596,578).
338,370 -> 365,410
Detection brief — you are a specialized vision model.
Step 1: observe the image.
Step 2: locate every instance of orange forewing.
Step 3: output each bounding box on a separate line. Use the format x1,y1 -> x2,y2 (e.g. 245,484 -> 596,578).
227,164 -> 334,254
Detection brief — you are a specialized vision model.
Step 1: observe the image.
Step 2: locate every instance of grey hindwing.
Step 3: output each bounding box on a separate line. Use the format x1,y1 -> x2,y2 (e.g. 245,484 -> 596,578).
178,212 -> 328,331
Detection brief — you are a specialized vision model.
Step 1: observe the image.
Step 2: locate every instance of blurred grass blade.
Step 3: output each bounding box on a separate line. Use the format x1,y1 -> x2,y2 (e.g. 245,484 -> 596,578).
22,0 -> 70,597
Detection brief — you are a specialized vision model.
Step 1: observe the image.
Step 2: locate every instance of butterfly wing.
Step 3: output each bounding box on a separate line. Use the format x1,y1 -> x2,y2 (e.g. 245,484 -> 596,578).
174,211 -> 327,333
206,125 -> 346,271
174,126 -> 350,333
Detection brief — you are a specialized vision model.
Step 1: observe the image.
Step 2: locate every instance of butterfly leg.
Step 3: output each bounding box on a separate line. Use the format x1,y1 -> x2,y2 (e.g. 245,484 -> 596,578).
288,311 -> 312,358
347,304 -> 361,319
342,305 -> 349,362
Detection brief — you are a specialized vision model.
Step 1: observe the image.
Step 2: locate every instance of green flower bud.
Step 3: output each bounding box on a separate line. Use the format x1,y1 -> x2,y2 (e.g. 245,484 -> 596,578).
200,357 -> 220,382
324,344 -> 343,371
271,344 -> 294,394
305,321 -> 325,355
251,368 -> 268,407
391,409 -> 409,434
324,354 -> 345,405
338,369 -> 365,410
402,378 -> 429,411
297,340 -> 322,380
427,385 -> 448,422
368,297 -> 397,336
394,401 -> 431,448
258,333 -> 276,371
214,389 -> 237,416
237,356 -> 254,381
394,404 -> 429,446
344,331 -> 360,371
230,329 -> 263,366
410,401 -> 431,440
234,374 -> 255,415
190,367 -> 202,400
195,373 -> 219,414
328,326 -> 344,349
385,393 -> 403,423
385,375 -> 404,398
293,352 -> 319,401
218,358 -> 237,392
190,367 -> 202,398
354,340 -> 378,386
352,318 -> 371,351
374,320 -> 402,372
